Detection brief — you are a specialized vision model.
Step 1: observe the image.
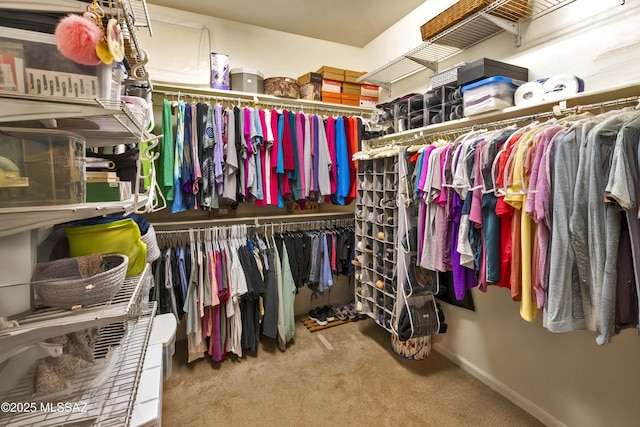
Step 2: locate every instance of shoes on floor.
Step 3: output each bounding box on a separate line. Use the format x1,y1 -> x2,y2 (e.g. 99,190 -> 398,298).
309,307 -> 328,326
323,305 -> 335,322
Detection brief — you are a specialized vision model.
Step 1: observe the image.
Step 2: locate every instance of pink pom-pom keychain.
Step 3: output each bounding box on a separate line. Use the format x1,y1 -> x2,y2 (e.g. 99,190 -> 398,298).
55,13 -> 103,66
55,0 -> 114,66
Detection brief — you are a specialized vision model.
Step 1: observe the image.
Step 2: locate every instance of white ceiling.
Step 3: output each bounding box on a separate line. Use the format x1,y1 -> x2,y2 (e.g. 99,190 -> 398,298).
146,0 -> 426,47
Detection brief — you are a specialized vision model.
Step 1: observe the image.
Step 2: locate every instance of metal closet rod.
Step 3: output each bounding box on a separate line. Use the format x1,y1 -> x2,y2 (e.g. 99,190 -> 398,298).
152,211 -> 354,231
370,94 -> 640,147
155,217 -> 354,235
154,89 -> 368,117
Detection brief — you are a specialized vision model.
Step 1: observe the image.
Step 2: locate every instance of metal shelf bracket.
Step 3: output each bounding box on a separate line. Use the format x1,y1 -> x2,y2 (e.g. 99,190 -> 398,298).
405,56 -> 438,72
480,13 -> 521,46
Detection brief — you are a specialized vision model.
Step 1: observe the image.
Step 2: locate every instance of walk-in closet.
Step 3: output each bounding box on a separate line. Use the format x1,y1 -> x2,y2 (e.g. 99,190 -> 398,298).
0,1 -> 639,426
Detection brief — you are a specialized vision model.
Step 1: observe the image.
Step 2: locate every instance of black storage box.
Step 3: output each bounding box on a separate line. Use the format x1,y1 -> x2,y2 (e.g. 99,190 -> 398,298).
457,58 -> 528,86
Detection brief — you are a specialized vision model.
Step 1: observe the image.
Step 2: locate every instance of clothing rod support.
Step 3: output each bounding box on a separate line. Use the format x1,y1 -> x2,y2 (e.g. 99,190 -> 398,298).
154,89 -> 370,118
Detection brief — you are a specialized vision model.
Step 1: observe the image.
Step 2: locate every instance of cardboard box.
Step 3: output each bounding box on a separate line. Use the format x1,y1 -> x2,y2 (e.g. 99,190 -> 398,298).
361,83 -> 379,98
298,72 -> 322,85
322,79 -> 341,94
317,65 -> 345,82
321,91 -> 341,104
341,98 -> 360,106
344,69 -> 366,83
360,99 -> 377,108
342,82 -> 362,95
360,95 -> 379,108
341,93 -> 360,102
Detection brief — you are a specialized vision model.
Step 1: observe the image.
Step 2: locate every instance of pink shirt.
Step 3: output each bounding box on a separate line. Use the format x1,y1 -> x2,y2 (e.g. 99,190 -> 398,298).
526,125 -> 563,308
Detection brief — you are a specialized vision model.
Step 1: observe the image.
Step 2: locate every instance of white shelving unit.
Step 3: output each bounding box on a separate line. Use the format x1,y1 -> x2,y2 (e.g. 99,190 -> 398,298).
0,304 -> 156,427
0,264 -> 152,357
357,0 -> 576,91
0,95 -> 152,146
0,2 -> 158,426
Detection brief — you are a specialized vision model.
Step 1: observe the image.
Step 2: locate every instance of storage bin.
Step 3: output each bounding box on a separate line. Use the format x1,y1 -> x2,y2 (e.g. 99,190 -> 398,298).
461,76 -> 522,116
0,26 -> 99,99
230,68 -> 264,93
457,57 -> 528,86
0,127 -> 85,208
148,313 -> 177,380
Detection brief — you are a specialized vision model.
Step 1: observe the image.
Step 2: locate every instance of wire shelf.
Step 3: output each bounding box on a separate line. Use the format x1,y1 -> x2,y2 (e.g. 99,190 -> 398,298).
357,0 -> 576,89
0,303 -> 155,427
0,264 -> 152,357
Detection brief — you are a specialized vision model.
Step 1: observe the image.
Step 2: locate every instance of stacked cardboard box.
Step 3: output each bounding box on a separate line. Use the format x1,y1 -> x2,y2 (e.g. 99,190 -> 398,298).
341,81 -> 361,106
316,66 -> 345,82
316,66 -> 344,103
360,83 -> 379,108
298,72 -> 322,101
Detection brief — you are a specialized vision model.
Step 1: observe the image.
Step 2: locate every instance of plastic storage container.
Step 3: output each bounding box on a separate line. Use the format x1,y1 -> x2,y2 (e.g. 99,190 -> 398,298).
230,68 -> 264,93
148,313 -> 177,380
0,127 -> 85,208
461,76 -> 522,116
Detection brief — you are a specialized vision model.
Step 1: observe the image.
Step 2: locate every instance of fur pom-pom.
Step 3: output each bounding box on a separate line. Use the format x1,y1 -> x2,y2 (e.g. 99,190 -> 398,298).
55,14 -> 102,66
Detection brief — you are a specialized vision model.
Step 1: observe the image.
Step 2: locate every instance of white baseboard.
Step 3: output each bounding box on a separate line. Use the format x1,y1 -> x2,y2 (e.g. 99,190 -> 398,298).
433,343 -> 566,427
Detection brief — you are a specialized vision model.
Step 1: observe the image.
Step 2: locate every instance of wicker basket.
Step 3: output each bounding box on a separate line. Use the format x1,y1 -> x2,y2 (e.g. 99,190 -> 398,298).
264,77 -> 301,99
391,333 -> 432,360
420,0 -> 531,42
33,254 -> 128,309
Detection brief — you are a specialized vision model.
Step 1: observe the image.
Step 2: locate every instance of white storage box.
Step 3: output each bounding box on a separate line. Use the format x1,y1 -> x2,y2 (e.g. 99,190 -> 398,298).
148,313 -> 177,380
461,76 -> 522,116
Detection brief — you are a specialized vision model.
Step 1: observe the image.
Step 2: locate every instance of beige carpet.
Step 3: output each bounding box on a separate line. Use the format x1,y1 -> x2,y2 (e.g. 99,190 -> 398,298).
161,318 -> 543,427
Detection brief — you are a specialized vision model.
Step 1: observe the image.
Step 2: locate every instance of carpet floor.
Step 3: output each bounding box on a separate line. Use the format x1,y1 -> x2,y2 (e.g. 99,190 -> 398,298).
161,317 -> 543,427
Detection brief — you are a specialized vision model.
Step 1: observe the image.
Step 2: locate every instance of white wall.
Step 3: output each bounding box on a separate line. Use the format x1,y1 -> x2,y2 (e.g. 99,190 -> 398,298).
367,0 -> 640,101
141,4 -> 367,87
362,1 -> 640,426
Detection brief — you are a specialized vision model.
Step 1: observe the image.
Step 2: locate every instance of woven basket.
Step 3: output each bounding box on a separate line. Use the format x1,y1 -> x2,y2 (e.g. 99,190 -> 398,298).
264,77 -> 301,99
420,0 -> 531,41
33,254 -> 128,309
391,333 -> 432,360
141,224 -> 160,263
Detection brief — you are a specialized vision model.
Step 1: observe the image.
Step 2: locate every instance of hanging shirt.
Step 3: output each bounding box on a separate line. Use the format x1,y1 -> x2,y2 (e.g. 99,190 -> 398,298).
171,102 -> 186,213
253,108 -> 265,202
214,103 -> 225,194
269,110 -> 280,206
334,117 -> 350,205
317,115 -> 332,197
326,116 -> 337,201
303,114 -> 312,198
504,127 -> 539,322
223,108 -> 239,202
159,100 -> 175,202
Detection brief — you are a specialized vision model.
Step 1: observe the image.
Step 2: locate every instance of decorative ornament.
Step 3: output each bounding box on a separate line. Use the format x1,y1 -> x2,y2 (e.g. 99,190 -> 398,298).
54,14 -> 102,66
106,18 -> 125,62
